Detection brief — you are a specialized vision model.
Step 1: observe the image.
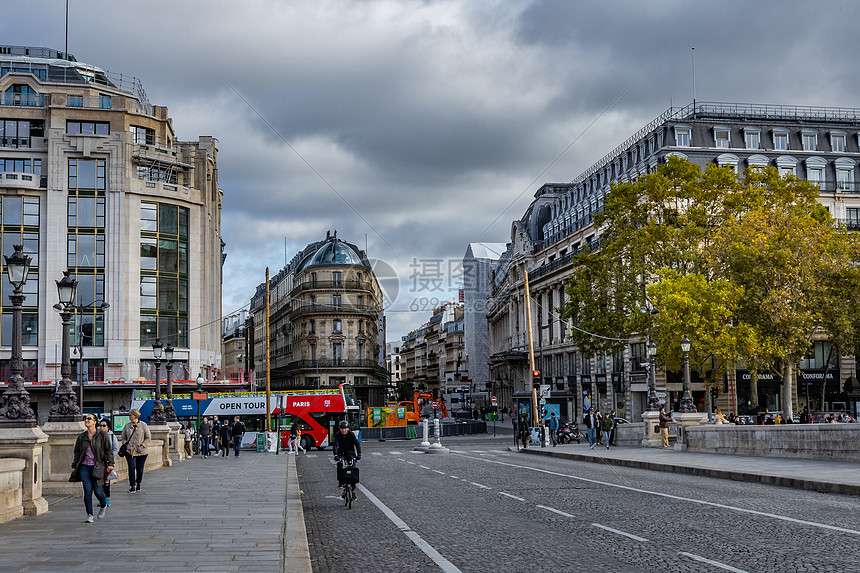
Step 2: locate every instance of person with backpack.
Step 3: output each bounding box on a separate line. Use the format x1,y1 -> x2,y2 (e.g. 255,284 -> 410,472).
219,420 -> 232,457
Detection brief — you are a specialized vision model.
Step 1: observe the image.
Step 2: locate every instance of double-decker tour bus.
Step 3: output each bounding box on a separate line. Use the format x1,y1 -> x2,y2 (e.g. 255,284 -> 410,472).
130,383 -> 360,450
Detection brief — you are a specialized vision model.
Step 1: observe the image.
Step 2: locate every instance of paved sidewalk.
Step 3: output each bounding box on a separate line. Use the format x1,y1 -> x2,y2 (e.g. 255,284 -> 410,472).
0,451 -> 312,573
519,442 -> 860,496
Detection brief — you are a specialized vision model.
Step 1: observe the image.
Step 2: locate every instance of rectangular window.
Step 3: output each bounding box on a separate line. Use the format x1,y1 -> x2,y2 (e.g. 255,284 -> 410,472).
714,128 -> 730,148
555,354 -> 564,377
581,355 -> 591,375
332,271 -> 342,286
67,95 -> 83,107
332,319 -> 342,333
140,277 -> 157,308
68,159 -> 106,190
745,131 -> 760,149
807,167 -> 824,190
98,95 -> 111,109
66,120 -> 109,136
847,208 -> 860,230
140,238 -> 157,270
332,294 -> 341,309
837,169 -> 852,191
773,132 -> 788,150
674,128 -> 690,147
332,343 -> 342,361
141,203 -> 157,231
568,353 -> 576,376
802,133 -> 818,151
131,125 -> 155,145
831,134 -> 846,152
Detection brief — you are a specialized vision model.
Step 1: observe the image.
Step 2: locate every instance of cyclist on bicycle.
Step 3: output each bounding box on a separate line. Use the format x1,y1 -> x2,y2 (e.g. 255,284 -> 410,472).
332,420 -> 361,490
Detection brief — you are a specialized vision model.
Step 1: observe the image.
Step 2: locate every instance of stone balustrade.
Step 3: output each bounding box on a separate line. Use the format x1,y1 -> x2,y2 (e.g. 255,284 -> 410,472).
685,423 -> 860,461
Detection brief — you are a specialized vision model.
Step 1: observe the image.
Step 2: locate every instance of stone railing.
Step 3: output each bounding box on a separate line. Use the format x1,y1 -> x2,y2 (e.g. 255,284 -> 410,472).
684,424 -> 860,461
0,458 -> 25,522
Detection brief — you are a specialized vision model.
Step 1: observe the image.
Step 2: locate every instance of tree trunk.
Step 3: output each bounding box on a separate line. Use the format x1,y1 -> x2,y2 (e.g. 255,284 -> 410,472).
783,360 -> 794,420
819,346 -> 835,413
749,373 -> 759,412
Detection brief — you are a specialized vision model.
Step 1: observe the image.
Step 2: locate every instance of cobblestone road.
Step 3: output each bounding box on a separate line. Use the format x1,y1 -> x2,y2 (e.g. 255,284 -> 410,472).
300,435 -> 860,573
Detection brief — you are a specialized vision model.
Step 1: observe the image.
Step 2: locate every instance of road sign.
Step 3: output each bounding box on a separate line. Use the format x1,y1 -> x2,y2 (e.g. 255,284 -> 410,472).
491,396 -> 497,406
192,393 -> 208,400
539,384 -> 551,399
432,401 -> 439,409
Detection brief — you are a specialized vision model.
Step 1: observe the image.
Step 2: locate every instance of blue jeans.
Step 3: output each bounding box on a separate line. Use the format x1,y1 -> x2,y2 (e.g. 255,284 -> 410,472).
201,436 -> 210,455
125,454 -> 147,487
79,464 -> 106,516
586,427 -> 597,447
233,434 -> 243,456
604,429 -> 611,448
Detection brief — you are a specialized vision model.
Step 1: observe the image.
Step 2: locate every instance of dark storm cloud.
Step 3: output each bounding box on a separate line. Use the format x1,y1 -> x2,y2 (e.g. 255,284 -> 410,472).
3,0 -> 860,339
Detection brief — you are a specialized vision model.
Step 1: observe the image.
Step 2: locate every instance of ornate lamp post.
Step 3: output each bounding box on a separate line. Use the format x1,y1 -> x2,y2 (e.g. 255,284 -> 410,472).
48,272 -> 80,421
0,245 -> 35,427
679,336 -> 696,413
164,344 -> 176,422
646,340 -> 660,411
149,339 -> 166,425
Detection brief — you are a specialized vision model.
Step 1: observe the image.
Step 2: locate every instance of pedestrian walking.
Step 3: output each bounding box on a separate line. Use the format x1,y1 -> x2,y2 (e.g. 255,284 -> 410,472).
714,407 -> 726,425
231,416 -> 246,457
518,415 -> 530,449
548,412 -> 559,447
119,409 -> 151,493
658,406 -> 673,448
184,421 -> 194,457
608,410 -> 618,446
294,424 -> 306,454
98,418 -> 119,506
288,424 -> 298,454
601,412 -> 614,449
199,416 -> 212,458
584,407 -> 598,449
220,420 -> 232,456
212,415 -> 222,455
71,414 -> 115,523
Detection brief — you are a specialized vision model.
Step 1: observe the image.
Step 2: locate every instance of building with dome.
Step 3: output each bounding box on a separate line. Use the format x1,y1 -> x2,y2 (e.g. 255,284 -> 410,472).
248,231 -> 388,406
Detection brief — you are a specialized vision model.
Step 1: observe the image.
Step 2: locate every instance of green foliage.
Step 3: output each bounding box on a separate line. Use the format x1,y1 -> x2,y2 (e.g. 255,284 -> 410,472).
560,157 -> 860,395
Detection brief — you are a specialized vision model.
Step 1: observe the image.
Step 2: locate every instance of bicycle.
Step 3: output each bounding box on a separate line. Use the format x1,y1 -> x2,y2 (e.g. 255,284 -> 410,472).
336,457 -> 359,509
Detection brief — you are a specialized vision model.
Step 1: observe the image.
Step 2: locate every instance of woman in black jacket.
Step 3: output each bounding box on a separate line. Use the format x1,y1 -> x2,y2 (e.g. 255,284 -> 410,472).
72,414 -> 115,523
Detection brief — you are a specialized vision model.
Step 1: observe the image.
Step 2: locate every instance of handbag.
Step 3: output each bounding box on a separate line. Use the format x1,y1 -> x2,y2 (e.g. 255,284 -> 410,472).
106,469 -> 119,481
68,464 -> 82,482
119,423 -> 138,458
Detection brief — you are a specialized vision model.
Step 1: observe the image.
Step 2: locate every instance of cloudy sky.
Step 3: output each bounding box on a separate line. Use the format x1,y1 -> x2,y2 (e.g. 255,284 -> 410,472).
3,0 -> 859,341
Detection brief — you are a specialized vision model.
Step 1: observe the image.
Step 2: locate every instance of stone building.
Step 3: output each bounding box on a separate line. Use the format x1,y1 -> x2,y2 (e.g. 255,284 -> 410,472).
0,46 -> 224,420
248,231 -> 388,406
487,102 -> 860,421
222,311 -> 247,384
399,302 -> 466,409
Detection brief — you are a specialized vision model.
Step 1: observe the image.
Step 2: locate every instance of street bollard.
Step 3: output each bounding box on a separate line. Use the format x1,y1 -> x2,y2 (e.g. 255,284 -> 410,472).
421,419 -> 431,447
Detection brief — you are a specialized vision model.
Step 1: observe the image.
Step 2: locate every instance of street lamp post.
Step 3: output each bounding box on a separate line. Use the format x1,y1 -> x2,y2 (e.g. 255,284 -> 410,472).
679,336 -> 696,413
0,245 -> 36,427
163,345 -> 176,422
150,340 -> 166,425
195,373 -> 204,453
48,272 -> 80,421
647,341 -> 660,411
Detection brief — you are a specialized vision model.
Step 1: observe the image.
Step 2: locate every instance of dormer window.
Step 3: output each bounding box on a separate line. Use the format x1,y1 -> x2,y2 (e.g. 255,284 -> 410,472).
801,130 -> 818,151
674,125 -> 691,147
714,126 -> 731,148
830,132 -> 846,152
773,129 -> 789,151
744,128 -> 761,149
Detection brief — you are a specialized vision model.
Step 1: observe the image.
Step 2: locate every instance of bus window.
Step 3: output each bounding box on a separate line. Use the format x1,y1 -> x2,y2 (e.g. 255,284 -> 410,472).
341,384 -> 358,408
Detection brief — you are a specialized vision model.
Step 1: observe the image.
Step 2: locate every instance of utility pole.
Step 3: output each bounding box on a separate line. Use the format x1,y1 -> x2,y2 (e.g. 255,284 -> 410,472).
524,270 -> 538,427
265,267 -> 271,434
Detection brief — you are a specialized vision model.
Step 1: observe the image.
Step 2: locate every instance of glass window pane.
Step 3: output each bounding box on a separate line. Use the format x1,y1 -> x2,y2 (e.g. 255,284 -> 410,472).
23,198 -> 38,226
159,204 -> 177,234
141,203 -> 157,231
22,312 -> 37,346
3,197 -> 21,225
76,160 -> 97,188
158,276 -> 178,310
3,232 -> 20,258
178,242 -> 187,274
75,197 -> 96,227
1,313 -> 10,346
75,274 -> 95,307
158,239 -> 178,272
140,316 -> 157,347
140,276 -> 157,309
140,238 -> 157,270
75,234 -> 96,266
178,208 -> 188,237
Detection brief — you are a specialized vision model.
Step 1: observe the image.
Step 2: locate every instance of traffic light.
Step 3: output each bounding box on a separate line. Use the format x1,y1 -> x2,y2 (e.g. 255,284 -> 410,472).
532,369 -> 541,389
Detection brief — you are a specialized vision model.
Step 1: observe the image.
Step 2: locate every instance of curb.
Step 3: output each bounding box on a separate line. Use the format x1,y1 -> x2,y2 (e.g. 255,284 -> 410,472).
284,454 -> 312,573
520,448 -> 860,496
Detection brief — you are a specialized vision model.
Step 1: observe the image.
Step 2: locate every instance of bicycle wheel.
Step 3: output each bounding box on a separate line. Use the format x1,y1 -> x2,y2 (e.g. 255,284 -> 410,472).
342,486 -> 349,507
346,485 -> 353,509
